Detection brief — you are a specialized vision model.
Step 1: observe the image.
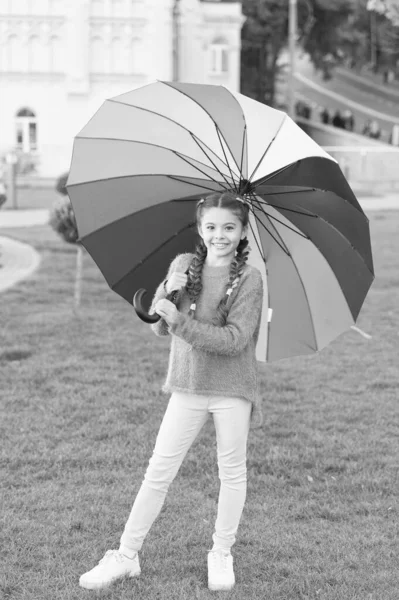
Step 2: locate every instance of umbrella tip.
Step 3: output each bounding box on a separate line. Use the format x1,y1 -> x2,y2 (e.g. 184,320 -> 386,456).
238,179 -> 254,195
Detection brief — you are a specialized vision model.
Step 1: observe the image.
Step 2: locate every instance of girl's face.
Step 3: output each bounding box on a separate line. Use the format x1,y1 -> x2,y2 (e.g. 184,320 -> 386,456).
198,207 -> 247,264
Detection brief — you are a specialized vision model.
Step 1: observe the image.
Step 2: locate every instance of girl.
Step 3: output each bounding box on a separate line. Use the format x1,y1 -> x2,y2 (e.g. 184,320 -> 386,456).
79,191 -> 264,592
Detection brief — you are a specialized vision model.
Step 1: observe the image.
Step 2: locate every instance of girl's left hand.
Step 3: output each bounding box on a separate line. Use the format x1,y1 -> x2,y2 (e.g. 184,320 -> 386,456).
155,299 -> 180,326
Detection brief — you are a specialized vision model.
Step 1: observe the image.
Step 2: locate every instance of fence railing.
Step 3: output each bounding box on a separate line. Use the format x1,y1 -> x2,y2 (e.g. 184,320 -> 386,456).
321,146 -> 399,190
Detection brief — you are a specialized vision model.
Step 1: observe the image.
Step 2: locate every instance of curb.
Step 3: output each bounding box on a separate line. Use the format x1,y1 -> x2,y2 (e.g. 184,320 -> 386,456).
335,67 -> 399,100
294,71 -> 399,125
0,209 -> 50,228
0,236 -> 41,293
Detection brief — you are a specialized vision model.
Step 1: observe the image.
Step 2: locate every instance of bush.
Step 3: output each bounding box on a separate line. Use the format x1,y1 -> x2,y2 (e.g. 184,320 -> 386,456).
49,197 -> 79,244
55,172 -> 69,196
0,182 -> 6,209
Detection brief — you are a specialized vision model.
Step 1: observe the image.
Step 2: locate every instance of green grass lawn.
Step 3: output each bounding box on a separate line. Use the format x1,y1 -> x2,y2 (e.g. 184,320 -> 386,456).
1,211 -> 398,600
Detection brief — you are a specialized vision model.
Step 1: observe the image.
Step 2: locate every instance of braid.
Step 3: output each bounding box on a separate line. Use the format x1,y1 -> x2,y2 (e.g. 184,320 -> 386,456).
171,191 -> 251,324
212,236 -> 250,326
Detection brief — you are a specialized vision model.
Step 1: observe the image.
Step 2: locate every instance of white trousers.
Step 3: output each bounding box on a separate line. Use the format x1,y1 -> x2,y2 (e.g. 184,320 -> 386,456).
119,391 -> 252,553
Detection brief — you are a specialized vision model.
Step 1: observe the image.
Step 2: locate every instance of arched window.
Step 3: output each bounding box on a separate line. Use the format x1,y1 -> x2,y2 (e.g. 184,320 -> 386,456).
209,37 -> 229,75
15,108 -> 38,152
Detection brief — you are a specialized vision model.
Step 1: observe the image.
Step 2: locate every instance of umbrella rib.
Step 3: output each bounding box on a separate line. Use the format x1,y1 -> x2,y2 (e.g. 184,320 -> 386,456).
72,135 -> 233,185
266,204 -> 317,218
255,194 -> 374,280
257,187 -> 316,197
260,211 -> 310,240
110,220 -> 197,288
239,125 -> 247,181
254,195 -> 374,276
245,206 -> 267,264
215,125 -> 239,192
159,81 -> 243,175
189,132 -> 239,190
166,175 -> 227,194
247,197 -> 291,257
250,194 -> 319,348
252,194 -> 297,254
172,150 -> 232,191
247,192 -> 311,240
258,185 -> 370,227
247,115 -> 288,184
108,96 -> 242,178
251,161 -> 298,187
66,172 -> 227,190
251,193 -> 319,219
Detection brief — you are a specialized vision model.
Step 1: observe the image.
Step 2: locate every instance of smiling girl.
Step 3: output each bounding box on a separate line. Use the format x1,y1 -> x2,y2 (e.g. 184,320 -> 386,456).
79,191 -> 264,592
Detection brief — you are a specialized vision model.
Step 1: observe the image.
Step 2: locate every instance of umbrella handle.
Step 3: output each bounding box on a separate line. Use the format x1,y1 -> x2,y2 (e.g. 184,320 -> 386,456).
134,267 -> 189,323
133,288 -> 161,323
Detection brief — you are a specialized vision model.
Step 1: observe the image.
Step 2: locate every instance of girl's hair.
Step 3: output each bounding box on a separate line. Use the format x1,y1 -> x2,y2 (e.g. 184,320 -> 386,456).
171,191 -> 251,327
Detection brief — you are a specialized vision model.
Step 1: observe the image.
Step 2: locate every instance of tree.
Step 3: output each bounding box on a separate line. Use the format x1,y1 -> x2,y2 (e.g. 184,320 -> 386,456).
366,0 -> 399,71
49,197 -> 84,311
241,1 -> 288,106
301,0 -> 357,78
241,0 -> 359,105
367,0 -> 399,25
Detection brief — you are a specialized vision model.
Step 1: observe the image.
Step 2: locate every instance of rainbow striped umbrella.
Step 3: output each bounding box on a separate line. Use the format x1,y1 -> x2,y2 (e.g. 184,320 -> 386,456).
66,81 -> 374,362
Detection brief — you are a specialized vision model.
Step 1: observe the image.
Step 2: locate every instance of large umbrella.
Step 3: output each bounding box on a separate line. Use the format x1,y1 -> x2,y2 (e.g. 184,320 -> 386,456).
66,81 -> 374,362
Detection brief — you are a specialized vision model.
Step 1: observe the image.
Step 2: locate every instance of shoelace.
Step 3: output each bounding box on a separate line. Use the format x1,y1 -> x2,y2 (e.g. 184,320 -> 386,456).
99,549 -> 125,564
209,550 -> 231,570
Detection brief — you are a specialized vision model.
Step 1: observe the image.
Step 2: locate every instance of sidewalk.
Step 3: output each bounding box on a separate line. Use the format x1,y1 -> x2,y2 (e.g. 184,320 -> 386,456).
0,235 -> 41,293
0,208 -> 50,228
336,66 -> 399,100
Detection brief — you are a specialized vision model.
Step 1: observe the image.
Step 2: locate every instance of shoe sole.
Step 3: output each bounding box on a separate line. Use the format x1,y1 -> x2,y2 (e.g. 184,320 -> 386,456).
79,570 -> 141,590
208,581 -> 235,591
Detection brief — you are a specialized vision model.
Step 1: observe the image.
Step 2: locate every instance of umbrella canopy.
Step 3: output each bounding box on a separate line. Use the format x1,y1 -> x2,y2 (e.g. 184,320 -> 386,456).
66,81 -> 374,362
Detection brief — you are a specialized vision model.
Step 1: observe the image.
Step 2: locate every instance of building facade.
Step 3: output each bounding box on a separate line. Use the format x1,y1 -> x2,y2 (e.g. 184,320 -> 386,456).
0,0 -> 243,179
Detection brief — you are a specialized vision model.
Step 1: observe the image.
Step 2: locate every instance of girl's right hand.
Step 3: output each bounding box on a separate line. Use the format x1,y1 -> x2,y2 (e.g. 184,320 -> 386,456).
166,271 -> 188,294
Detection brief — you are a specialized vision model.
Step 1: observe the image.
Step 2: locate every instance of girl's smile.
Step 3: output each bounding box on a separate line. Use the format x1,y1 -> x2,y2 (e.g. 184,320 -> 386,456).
198,207 -> 247,266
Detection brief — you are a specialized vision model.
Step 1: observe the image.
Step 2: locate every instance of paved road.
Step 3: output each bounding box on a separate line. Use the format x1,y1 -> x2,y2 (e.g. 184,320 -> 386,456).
292,54 -> 399,143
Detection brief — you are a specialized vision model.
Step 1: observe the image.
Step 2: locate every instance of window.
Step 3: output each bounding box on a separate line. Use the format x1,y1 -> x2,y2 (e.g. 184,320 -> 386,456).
15,108 -> 38,152
91,0 -> 104,17
110,37 -> 124,72
209,37 -> 229,75
112,0 -> 124,17
90,37 -> 106,73
49,36 -> 63,71
28,36 -> 47,72
7,35 -> 26,71
129,38 -> 141,74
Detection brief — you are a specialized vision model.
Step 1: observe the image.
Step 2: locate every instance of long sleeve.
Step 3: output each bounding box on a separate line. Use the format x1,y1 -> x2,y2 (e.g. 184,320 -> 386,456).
149,254 -> 189,337
168,268 -> 264,355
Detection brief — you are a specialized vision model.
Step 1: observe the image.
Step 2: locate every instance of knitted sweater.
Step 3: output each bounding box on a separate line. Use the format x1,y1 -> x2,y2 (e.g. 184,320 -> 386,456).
149,253 -> 264,428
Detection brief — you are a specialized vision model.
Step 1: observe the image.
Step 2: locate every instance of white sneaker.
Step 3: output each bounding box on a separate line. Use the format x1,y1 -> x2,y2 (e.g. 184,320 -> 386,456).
207,549 -> 235,591
79,549 -> 141,590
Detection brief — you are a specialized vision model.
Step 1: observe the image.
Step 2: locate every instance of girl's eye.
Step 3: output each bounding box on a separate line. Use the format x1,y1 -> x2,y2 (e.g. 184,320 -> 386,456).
207,226 -> 233,230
